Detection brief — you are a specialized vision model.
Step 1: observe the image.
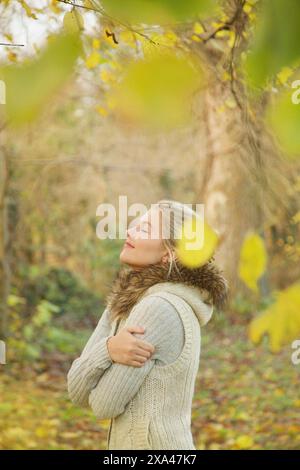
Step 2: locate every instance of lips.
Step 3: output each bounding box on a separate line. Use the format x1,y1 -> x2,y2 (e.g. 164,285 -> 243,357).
124,240 -> 135,249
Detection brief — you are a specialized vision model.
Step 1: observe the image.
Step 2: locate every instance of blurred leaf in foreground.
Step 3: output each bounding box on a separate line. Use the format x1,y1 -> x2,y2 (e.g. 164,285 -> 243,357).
111,53 -> 202,130
245,0 -> 300,88
0,32 -> 82,126
249,282 -> 300,353
63,9 -> 84,33
176,217 -> 219,268
238,232 -> 267,292
100,0 -> 215,24
266,76 -> 300,158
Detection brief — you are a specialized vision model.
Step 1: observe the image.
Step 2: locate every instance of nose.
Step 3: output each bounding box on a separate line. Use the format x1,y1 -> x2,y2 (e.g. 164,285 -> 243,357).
126,227 -> 135,239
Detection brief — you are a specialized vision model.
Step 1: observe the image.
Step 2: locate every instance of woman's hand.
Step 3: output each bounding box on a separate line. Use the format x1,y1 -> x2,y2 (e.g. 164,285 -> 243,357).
106,325 -> 155,367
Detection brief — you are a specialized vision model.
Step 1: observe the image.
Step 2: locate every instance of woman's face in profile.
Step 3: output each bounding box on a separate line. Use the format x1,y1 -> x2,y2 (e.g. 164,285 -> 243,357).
119,208 -> 169,269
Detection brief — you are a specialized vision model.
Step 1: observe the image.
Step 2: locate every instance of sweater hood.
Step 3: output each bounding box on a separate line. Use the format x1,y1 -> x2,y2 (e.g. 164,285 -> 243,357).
141,281 -> 214,327
106,258 -> 229,326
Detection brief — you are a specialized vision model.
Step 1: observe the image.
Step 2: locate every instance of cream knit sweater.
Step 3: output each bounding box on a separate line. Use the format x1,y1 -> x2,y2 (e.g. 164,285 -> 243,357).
67,282 -> 213,450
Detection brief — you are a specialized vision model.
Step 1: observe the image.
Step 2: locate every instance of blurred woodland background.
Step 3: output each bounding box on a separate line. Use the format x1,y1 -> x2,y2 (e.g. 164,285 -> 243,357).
0,0 -> 300,450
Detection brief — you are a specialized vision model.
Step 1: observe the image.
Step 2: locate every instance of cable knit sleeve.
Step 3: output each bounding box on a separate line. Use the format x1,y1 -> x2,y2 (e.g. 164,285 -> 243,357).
88,295 -> 184,420
67,307 -> 114,407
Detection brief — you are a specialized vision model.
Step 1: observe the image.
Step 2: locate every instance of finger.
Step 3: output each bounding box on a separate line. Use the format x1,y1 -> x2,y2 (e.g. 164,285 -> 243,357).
130,360 -> 146,367
132,348 -> 151,359
135,339 -> 155,353
134,354 -> 149,364
126,325 -> 145,334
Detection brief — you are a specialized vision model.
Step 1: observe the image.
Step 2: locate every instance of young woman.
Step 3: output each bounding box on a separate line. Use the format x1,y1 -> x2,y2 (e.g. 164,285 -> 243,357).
67,200 -> 228,450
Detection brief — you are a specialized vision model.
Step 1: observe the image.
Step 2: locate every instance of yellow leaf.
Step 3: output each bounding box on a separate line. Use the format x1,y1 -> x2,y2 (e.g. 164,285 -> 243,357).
176,217 -> 219,268
20,0 -> 37,19
193,22 -> 204,35
92,38 -> 100,49
235,411 -> 250,421
35,427 -> 49,438
249,282 -> 300,352
49,0 -> 61,14
63,9 -> 84,34
84,0 -> 94,7
85,51 -> 101,69
243,3 -> 252,14
238,232 -> 267,292
7,51 -> 17,62
96,105 -> 108,116
215,30 -> 230,38
228,30 -> 236,48
119,30 -> 136,46
235,435 -> 254,449
100,69 -> 115,83
277,66 -> 293,85
191,35 -> 201,43
165,31 -> 178,44
4,33 -> 13,42
222,71 -> 231,81
112,53 -> 201,130
249,309 -> 272,344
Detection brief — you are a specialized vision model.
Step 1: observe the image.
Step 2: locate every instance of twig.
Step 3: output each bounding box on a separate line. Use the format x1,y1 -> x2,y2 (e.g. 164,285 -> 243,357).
56,0 -> 161,46
202,0 -> 246,43
0,43 -> 24,47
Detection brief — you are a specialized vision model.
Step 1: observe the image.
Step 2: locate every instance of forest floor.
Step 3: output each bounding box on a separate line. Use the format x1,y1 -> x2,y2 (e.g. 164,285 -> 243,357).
1,320 -> 299,450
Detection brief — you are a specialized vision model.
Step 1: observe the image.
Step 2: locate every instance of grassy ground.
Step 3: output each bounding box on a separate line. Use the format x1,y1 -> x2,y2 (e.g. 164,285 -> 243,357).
0,318 -> 299,450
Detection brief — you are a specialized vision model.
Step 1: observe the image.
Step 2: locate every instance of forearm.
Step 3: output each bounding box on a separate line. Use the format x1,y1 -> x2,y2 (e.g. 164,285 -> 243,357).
67,335 -> 113,406
67,307 -> 114,407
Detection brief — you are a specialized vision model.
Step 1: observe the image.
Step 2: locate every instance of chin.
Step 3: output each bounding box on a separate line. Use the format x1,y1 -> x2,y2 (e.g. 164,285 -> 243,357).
119,249 -> 133,264
119,251 -> 147,269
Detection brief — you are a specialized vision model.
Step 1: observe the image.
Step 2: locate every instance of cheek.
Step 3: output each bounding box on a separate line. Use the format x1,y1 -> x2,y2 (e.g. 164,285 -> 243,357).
138,238 -> 163,256
121,239 -> 164,265
136,240 -> 163,263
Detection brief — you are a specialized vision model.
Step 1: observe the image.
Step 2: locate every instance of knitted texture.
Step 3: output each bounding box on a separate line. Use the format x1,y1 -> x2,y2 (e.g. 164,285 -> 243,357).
67,282 -> 216,450
67,306 -> 114,407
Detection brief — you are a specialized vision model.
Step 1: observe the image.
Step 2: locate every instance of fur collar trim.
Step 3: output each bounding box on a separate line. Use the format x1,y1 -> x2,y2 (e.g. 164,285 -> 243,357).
106,259 -> 229,325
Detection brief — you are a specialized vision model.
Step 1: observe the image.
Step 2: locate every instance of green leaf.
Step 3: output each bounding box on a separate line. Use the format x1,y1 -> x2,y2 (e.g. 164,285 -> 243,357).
0,32 -> 82,126
100,0 -> 215,24
7,294 -> 26,307
266,77 -> 300,158
112,53 -> 201,130
245,0 -> 300,87
63,10 -> 84,33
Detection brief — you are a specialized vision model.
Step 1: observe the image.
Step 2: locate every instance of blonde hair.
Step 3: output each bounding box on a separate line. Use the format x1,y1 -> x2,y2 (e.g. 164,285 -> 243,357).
154,199 -> 204,278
